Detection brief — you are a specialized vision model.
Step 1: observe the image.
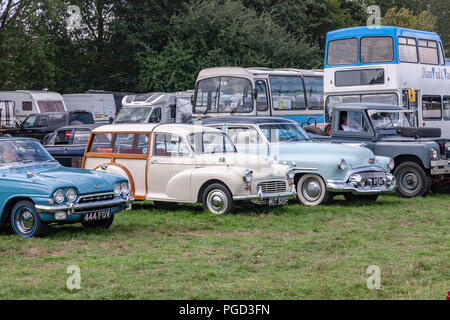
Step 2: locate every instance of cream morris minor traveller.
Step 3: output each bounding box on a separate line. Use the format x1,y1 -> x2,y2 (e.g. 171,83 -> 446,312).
82,124 -> 296,214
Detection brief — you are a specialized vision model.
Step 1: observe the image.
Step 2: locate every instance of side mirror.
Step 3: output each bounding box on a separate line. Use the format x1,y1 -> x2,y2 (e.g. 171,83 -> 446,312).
190,94 -> 194,105
253,88 -> 258,100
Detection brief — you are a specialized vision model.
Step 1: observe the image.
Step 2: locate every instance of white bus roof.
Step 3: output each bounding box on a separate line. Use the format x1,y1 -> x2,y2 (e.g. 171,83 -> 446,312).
197,67 -> 323,80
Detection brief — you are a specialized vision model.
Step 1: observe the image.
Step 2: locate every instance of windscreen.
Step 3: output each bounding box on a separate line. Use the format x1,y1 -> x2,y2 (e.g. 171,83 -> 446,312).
115,106 -> 152,123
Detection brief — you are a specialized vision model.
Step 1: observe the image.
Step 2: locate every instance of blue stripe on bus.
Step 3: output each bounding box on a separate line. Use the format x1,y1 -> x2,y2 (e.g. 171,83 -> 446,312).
279,114 -> 324,124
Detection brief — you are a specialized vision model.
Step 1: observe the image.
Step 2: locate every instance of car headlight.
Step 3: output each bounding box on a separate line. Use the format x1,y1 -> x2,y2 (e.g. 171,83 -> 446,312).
66,188 -> 77,203
388,158 -> 395,171
53,189 -> 65,204
337,158 -> 347,171
430,148 -> 438,160
113,183 -> 121,196
242,169 -> 253,184
120,182 -> 129,194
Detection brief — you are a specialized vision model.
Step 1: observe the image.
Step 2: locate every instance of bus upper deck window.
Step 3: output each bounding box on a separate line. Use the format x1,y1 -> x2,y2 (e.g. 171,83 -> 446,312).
418,39 -> 439,65
398,37 -> 418,63
360,36 -> 394,63
327,38 -> 358,65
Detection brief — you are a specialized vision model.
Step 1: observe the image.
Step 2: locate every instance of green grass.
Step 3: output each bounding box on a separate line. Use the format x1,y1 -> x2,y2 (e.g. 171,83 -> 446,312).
0,194 -> 448,299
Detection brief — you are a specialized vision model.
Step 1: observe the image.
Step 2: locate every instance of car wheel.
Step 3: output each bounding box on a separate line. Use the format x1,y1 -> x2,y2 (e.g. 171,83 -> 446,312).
202,183 -> 235,215
343,194 -> 379,202
297,174 -> 331,206
11,200 -> 48,237
394,162 -> 430,197
98,215 -> 114,229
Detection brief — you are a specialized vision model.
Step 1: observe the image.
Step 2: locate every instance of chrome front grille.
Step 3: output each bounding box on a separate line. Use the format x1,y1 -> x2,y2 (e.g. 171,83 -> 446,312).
257,181 -> 287,194
352,171 -> 387,187
78,193 -> 115,204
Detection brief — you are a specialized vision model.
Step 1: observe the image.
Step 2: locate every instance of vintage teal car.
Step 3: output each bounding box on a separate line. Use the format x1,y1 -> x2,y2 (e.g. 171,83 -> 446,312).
0,138 -> 132,237
201,117 -> 396,205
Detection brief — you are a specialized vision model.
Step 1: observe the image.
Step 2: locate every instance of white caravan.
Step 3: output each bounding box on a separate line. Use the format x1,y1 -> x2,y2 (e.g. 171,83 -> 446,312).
63,93 -> 116,124
0,90 -> 67,123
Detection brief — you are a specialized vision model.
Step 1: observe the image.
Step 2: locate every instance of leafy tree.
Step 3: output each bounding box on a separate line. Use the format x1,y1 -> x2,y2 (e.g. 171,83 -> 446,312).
135,0 -> 321,92
382,7 -> 437,31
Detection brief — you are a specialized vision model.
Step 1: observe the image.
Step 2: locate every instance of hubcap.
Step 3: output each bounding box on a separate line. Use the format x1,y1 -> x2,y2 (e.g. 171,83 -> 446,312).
15,207 -> 35,235
207,190 -> 228,215
302,178 -> 322,202
402,171 -> 420,192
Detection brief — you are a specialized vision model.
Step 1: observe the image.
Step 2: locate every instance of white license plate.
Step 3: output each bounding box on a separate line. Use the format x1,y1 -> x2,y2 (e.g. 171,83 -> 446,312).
82,209 -> 111,222
268,196 -> 288,206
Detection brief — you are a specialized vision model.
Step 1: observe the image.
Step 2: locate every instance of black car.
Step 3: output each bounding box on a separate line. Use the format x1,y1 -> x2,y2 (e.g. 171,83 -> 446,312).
1,111 -> 95,143
43,124 -> 101,167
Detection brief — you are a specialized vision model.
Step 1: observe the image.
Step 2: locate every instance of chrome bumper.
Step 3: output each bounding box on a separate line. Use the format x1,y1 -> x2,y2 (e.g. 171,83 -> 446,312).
233,186 -> 296,200
35,195 -> 134,215
431,159 -> 450,175
326,168 -> 396,194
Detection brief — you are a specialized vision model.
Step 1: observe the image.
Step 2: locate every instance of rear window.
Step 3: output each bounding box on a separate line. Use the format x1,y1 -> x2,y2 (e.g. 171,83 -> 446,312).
327,38 -> 358,65
88,133 -> 150,155
69,112 -> 94,124
360,36 -> 394,63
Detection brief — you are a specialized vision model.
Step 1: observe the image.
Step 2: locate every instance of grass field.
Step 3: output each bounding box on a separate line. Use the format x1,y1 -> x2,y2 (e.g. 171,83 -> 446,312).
0,193 -> 448,300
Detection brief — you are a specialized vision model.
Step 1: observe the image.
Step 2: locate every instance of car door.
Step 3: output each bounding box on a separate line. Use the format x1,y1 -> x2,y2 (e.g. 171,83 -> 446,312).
331,109 -> 376,152
147,133 -> 194,201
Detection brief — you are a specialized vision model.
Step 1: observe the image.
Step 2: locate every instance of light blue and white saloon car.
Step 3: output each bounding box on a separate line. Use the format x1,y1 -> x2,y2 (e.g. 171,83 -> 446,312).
0,138 -> 132,237
201,117 -> 396,205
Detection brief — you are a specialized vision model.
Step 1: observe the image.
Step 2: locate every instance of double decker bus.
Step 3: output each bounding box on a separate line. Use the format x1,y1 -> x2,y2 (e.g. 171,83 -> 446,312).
324,26 -> 450,138
192,67 -> 324,126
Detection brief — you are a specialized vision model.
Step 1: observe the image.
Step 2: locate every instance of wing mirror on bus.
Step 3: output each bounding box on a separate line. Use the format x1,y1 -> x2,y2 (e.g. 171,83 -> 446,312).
253,88 -> 258,100
190,94 -> 194,106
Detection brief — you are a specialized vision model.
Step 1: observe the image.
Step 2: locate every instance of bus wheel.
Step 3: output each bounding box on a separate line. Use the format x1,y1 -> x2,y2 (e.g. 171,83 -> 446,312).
394,162 -> 430,197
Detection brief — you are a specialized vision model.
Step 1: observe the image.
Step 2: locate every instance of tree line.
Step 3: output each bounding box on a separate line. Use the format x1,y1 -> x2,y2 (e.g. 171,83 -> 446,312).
0,0 -> 448,94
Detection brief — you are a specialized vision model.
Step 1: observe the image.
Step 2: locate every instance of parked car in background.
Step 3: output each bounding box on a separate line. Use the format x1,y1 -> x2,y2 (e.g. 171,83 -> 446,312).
63,93 -> 116,124
115,92 -> 192,124
0,90 -> 67,123
201,116 -> 396,205
1,111 -> 94,143
44,124 -> 101,167
0,137 -> 132,237
82,123 -> 296,214
313,103 -> 450,197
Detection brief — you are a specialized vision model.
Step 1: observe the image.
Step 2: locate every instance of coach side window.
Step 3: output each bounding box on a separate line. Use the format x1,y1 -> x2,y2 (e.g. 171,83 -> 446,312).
422,95 -> 442,120
418,39 -> 439,65
443,97 -> 450,121
398,37 -> 418,63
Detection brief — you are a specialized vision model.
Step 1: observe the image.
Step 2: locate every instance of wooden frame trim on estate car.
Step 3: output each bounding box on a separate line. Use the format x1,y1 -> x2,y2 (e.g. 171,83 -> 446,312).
82,131 -> 153,200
